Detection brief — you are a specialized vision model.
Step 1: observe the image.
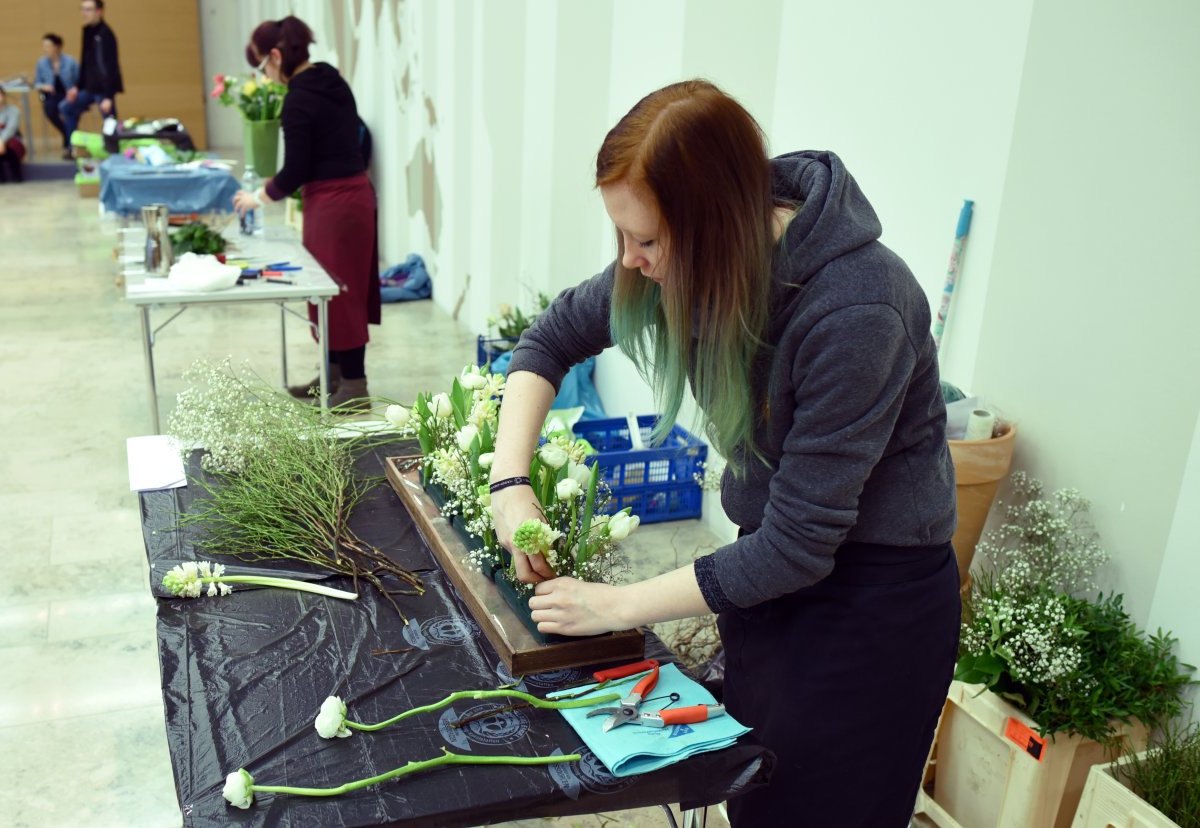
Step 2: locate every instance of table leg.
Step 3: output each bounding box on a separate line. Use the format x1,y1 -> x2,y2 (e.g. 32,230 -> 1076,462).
140,305 -> 161,433
21,91 -> 34,162
317,299 -> 330,411
280,302 -> 289,388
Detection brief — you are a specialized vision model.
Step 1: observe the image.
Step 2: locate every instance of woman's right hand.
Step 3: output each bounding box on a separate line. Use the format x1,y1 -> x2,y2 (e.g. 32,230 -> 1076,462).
491,484 -> 556,583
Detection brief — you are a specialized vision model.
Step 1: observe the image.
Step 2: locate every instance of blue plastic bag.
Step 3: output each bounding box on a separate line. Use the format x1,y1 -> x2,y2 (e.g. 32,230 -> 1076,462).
491,351 -> 606,421
380,254 -> 432,302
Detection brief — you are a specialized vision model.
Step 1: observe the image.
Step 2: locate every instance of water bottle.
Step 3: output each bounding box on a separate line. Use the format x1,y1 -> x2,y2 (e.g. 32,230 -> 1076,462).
240,165 -> 264,236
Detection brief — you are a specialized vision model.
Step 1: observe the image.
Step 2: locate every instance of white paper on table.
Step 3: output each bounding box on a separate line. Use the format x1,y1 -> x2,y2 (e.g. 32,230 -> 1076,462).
126,435 -> 187,491
125,278 -> 172,294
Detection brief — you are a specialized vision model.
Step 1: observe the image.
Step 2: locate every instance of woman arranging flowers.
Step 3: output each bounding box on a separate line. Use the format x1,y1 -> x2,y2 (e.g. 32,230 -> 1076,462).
232,16 -> 379,410
488,80 -> 960,826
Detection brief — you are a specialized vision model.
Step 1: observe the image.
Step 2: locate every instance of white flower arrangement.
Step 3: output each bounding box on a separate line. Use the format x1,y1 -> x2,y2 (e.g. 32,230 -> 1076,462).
395,365 -> 632,587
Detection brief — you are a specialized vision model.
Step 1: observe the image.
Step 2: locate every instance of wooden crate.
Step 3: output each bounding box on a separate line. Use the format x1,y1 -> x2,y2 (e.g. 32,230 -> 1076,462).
1072,752 -> 1181,828
915,681 -> 1147,828
384,455 -> 644,674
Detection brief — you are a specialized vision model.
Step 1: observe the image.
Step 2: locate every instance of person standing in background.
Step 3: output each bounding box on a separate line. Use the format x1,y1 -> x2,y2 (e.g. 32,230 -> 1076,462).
60,0 -> 124,142
0,88 -> 27,183
233,16 -> 380,410
34,34 -> 80,159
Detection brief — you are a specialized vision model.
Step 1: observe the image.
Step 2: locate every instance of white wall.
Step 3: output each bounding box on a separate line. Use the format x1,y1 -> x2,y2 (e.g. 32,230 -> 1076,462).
973,0 -> 1200,644
197,2 -> 1200,679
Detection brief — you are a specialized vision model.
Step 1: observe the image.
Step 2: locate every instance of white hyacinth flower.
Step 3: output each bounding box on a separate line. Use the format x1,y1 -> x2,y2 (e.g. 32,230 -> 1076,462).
478,452 -> 495,469
456,424 -> 479,453
556,478 -> 583,501
430,393 -> 453,419
538,443 -> 569,470
315,696 -> 353,739
223,768 -> 255,809
384,404 -> 412,430
607,511 -> 641,541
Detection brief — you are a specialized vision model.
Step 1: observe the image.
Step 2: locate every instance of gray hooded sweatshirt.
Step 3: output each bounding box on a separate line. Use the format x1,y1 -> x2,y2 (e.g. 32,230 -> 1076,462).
508,151 -> 956,611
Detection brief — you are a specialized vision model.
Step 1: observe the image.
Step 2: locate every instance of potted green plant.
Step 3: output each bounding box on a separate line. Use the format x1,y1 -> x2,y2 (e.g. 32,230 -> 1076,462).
1074,723 -> 1200,828
916,473 -> 1193,828
211,72 -> 287,176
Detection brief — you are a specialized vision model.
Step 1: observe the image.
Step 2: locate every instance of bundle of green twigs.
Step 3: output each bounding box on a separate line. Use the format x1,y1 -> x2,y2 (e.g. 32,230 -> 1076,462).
169,360 -> 424,620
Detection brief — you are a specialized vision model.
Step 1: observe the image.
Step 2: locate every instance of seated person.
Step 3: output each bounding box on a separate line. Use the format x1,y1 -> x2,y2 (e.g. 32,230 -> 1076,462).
34,33 -> 80,160
0,88 -> 27,183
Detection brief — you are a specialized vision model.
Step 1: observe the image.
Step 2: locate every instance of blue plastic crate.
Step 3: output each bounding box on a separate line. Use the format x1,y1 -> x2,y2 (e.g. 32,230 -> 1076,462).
572,415 -> 707,524
476,334 -> 520,368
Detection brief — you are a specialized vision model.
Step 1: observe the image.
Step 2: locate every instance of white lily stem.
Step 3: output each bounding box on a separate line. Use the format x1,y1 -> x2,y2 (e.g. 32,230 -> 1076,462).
206,576 -> 358,600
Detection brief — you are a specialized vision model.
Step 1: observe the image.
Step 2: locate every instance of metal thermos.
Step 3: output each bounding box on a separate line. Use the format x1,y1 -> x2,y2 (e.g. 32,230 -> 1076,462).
142,204 -> 173,275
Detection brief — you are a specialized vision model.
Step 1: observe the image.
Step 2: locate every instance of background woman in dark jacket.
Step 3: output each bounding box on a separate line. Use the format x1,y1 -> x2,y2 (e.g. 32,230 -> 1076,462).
233,16 -> 380,409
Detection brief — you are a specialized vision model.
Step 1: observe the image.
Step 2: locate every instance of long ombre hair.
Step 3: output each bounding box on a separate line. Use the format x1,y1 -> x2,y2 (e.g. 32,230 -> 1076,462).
598,80 -> 774,473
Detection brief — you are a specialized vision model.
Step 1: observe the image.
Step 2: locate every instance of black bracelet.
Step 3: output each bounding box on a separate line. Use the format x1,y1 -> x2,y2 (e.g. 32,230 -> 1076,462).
489,476 -> 532,494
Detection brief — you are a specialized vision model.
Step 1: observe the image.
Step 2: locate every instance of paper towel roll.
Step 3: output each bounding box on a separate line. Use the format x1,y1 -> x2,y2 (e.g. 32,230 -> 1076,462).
964,409 -> 996,441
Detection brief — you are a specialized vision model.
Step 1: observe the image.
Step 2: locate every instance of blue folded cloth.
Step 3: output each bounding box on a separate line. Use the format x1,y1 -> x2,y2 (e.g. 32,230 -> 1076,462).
558,663 -> 750,777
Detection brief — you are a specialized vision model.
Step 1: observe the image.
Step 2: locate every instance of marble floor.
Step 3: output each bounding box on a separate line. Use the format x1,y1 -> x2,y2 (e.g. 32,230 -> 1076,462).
0,177 -> 728,827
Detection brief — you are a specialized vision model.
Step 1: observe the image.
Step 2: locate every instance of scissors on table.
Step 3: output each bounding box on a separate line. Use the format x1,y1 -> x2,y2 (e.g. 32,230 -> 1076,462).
586,661 -> 726,732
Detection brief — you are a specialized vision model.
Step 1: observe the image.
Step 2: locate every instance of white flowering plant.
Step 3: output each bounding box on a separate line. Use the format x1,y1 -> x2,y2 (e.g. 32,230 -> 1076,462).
389,365 -> 634,588
487,293 -> 552,340
956,472 -> 1192,746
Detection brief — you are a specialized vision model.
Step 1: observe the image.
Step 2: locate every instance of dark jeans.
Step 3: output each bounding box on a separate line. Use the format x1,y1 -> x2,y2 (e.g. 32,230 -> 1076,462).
40,91 -> 69,147
719,540 -> 961,827
0,143 -> 24,182
58,90 -> 117,140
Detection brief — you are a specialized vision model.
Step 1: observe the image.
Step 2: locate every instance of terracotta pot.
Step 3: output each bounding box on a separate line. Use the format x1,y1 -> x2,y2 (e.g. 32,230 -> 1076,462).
948,422 -> 1018,589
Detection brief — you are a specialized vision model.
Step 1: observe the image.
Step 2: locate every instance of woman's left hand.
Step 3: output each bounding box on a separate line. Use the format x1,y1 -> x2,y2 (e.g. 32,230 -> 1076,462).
232,189 -> 260,217
528,577 -> 628,637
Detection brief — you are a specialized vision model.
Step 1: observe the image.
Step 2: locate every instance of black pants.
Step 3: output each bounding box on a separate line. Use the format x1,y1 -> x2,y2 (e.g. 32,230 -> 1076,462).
719,541 -> 960,827
41,91 -> 69,147
0,147 -> 22,183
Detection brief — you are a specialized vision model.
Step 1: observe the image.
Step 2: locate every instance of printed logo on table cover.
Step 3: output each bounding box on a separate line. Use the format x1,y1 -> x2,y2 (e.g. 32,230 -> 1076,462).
669,724 -> 695,738
523,667 -> 586,691
546,745 -> 636,800
402,615 -> 481,650
436,704 -> 530,752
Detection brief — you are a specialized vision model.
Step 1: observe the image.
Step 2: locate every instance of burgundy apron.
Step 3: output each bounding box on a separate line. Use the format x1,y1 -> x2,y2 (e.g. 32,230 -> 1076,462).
301,173 -> 381,350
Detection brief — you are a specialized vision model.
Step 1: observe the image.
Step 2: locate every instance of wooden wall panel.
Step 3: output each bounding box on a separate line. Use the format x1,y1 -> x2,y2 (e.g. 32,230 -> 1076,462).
0,0 -> 209,152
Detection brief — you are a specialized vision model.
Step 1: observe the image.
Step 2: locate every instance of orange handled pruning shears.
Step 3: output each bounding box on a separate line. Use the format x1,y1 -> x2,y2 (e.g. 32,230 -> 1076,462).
585,661 -> 726,732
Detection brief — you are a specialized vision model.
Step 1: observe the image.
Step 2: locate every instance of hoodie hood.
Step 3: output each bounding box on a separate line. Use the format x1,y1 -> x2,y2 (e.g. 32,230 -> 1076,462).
290,63 -> 356,110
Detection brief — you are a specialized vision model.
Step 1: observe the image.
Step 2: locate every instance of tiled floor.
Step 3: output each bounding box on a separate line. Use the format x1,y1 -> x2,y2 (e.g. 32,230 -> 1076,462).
0,176 -> 727,827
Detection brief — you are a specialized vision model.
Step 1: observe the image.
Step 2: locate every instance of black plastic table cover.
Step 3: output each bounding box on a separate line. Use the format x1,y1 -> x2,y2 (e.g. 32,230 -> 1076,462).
138,441 -> 771,827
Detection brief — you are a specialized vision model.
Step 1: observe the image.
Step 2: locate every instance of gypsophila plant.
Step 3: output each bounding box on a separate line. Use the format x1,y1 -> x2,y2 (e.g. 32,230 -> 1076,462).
168,358 -> 317,474
976,470 -> 1108,596
957,473 -> 1193,748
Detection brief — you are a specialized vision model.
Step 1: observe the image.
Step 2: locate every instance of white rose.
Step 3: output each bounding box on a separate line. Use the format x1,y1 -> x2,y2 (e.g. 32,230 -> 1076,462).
538,443 -> 568,470
567,461 -> 591,488
384,404 -> 411,429
456,424 -> 479,452
607,511 -> 641,541
556,478 -> 583,501
478,452 -> 495,469
315,696 -> 352,739
459,367 -> 488,390
223,768 -> 255,809
430,393 -> 453,419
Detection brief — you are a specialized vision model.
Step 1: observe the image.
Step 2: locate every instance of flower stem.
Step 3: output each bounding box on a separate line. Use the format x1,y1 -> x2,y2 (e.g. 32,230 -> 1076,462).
345,688 -> 620,732
252,748 -> 580,798
206,575 -> 358,600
